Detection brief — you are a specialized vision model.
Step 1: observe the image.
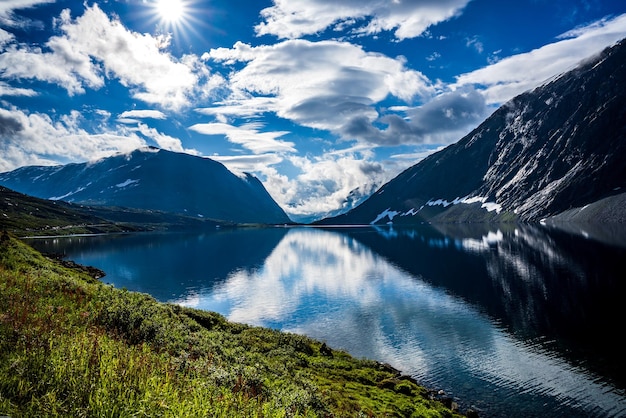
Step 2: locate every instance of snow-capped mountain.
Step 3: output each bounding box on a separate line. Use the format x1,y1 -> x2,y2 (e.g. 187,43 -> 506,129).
319,39 -> 626,225
0,147 -> 292,225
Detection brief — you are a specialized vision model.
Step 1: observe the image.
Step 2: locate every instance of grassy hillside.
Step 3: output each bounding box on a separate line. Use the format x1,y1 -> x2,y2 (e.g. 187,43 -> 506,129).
0,186 -> 230,237
0,233 -> 467,417
0,186 -> 130,236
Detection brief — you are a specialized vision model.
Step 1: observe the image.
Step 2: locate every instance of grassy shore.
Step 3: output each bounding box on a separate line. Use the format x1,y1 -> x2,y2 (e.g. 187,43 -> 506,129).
0,232 -> 466,417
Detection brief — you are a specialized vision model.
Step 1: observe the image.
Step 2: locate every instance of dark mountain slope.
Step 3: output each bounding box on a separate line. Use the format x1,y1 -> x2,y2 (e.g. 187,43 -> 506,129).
0,185 -> 231,236
0,185 -> 121,236
319,39 -> 626,225
0,147 -> 291,225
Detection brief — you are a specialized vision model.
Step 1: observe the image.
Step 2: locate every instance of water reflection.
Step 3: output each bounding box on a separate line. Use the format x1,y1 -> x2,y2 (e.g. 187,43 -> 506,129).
30,228 -> 287,301
183,227 -> 626,417
26,225 -> 626,417
352,224 -> 626,392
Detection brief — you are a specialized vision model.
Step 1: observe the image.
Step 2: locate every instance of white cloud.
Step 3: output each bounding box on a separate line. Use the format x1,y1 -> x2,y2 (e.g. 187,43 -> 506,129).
0,0 -> 55,26
189,121 -> 295,154
466,36 -> 484,54
300,88 -> 488,146
114,111 -> 198,154
208,40 -> 431,102
196,96 -> 280,121
0,80 -> 37,97
454,13 -> 626,105
253,152 -> 402,221
203,148 -> 397,221
0,107 -> 146,172
0,4 -> 222,108
0,28 -> 14,46
255,0 -> 472,41
402,89 -> 488,140
57,5 -> 202,108
0,39 -> 102,96
210,153 -> 285,174
204,39 -> 434,145
134,123 -> 199,155
119,110 -> 167,120
390,146 -> 445,162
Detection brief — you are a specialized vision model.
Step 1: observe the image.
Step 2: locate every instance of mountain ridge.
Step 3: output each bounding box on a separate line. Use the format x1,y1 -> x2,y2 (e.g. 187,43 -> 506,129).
318,38 -> 626,225
0,147 -> 292,225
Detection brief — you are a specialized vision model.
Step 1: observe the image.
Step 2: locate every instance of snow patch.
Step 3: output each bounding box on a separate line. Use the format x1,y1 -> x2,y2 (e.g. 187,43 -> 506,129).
426,196 -> 502,214
369,195 -> 502,224
460,196 -> 485,205
115,179 -> 139,188
481,202 -> 502,213
50,187 -> 86,201
427,198 -> 453,207
591,57 -> 607,71
370,208 -> 400,224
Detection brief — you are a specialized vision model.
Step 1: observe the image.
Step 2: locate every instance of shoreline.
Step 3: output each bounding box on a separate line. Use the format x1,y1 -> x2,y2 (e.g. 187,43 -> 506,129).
1,234 -> 477,417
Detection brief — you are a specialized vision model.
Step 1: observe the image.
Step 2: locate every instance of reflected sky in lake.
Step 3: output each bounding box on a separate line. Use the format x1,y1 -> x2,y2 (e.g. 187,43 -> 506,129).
27,225 -> 626,417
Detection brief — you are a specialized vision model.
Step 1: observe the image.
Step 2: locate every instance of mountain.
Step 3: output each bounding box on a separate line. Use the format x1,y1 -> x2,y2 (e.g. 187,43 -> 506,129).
319,39 -> 626,225
0,147 -> 291,225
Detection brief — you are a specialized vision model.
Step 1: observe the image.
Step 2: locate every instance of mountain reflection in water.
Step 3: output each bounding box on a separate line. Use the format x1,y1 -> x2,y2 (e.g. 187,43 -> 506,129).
27,224 -> 626,418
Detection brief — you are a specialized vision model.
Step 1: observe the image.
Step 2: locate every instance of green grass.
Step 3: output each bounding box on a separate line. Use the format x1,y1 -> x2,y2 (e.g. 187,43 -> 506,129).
0,233 -> 465,417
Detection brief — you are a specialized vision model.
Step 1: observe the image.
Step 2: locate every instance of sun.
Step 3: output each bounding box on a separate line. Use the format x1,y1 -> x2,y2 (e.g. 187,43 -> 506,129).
145,0 -> 204,50
154,0 -> 188,25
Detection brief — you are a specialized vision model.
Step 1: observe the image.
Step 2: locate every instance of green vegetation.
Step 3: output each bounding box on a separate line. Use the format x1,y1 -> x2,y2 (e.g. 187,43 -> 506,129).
0,186 -> 129,236
0,233 -> 464,417
0,186 -> 231,237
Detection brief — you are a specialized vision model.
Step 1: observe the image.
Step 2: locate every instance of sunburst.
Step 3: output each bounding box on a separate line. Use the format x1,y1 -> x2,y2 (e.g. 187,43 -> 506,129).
144,0 -> 205,50
155,0 -> 187,25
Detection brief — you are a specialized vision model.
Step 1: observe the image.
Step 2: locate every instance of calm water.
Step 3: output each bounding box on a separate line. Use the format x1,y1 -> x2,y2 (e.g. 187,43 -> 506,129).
26,224 -> 626,417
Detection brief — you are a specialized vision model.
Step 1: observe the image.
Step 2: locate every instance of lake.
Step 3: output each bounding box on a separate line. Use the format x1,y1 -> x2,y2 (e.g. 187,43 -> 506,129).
26,223 -> 626,417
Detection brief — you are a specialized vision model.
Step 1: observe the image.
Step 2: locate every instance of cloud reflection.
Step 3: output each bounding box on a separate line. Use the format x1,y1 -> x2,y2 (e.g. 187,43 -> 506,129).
176,227 -> 626,417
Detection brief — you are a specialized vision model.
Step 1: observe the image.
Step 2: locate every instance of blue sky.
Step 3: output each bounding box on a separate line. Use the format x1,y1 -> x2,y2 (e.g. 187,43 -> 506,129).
1,0 -> 625,221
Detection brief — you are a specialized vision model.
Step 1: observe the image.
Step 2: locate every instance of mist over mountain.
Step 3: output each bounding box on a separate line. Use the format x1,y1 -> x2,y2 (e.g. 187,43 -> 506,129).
319,39 -> 626,225
0,147 -> 292,225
